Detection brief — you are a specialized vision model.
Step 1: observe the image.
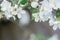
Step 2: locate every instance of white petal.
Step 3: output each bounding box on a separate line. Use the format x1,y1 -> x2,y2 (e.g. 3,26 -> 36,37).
20,10 -> 27,14
1,0 -> 11,11
49,20 -> 54,26
19,12 -> 30,26
35,17 -> 39,22
13,16 -> 16,20
53,25 -> 58,30
3,12 -> 12,19
31,2 -> 38,8
17,13 -> 22,19
12,11 -> 17,15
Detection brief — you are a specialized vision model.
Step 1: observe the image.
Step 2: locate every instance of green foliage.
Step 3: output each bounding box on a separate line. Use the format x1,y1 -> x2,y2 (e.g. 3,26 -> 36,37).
20,0 -> 28,5
12,0 -> 28,6
28,6 -> 39,13
0,6 -> 3,13
0,6 -> 1,12
28,6 -> 39,21
56,9 -> 60,18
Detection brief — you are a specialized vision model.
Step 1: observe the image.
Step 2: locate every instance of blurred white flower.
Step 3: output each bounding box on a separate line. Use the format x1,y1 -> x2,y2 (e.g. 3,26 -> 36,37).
1,0 -> 11,11
38,0 -> 53,22
17,13 -> 22,19
14,4 -> 18,9
40,0 -> 52,10
49,19 -> 55,26
49,18 -> 60,30
32,13 -> 40,22
53,25 -> 58,30
20,10 -> 27,14
3,12 -> 12,19
19,10 -> 30,26
31,1 -> 39,8
35,17 -> 39,22
39,6 -> 52,22
48,0 -> 60,9
32,1 -> 53,22
32,5 -> 53,22
41,0 -> 60,9
12,16 -> 16,20
17,8 -> 27,19
11,11 -> 18,15
1,0 -> 60,29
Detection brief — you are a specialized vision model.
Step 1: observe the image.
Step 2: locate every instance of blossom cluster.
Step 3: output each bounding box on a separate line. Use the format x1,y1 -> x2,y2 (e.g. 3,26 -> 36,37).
0,0 -> 30,26
32,0 -> 60,30
0,0 -> 60,30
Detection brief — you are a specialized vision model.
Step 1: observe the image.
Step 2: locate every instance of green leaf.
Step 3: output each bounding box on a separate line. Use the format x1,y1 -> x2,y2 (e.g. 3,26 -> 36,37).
20,0 -> 28,5
56,9 -> 60,18
0,6 -> 3,13
0,10 -> 2,12
0,6 -> 1,12
28,6 -> 39,13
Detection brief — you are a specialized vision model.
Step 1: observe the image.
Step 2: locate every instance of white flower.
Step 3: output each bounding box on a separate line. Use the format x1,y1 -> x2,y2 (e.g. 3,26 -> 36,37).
1,0 -> 11,11
31,1 -> 39,8
32,13 -> 40,22
17,9 -> 27,19
11,11 -> 17,15
53,25 -> 58,30
39,6 -> 52,22
17,13 -> 21,19
49,18 -> 60,30
40,0 -> 52,10
38,0 -> 53,22
41,0 -> 60,9
14,4 -> 18,8
42,0 -> 60,30
19,10 -> 30,26
35,17 -> 39,22
20,10 -> 27,14
32,2 -> 53,22
3,12 -> 12,19
53,22 -> 60,30
49,19 -> 55,26
32,1 -> 53,22
48,0 -> 60,9
12,16 -> 16,20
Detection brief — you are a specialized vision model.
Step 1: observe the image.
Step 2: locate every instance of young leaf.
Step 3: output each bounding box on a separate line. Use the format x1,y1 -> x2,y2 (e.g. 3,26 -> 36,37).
28,6 -> 39,13
20,0 -> 28,5
0,6 -> 3,13
56,9 -> 60,18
